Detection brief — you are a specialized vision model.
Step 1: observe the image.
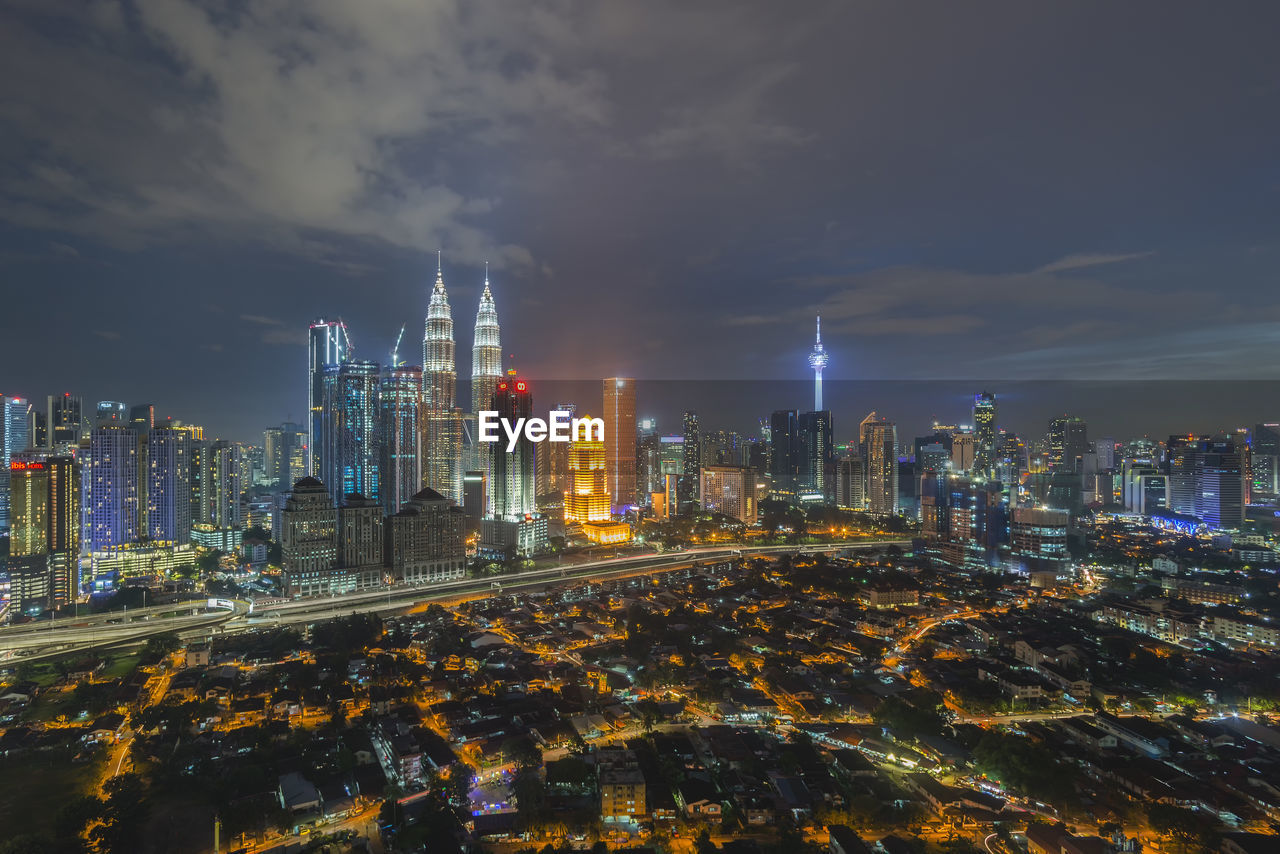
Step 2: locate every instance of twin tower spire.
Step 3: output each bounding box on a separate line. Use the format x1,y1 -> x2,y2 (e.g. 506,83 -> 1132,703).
422,252 -> 503,416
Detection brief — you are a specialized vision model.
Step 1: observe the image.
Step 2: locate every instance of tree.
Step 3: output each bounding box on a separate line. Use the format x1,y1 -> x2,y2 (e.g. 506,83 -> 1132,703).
197,549 -> 224,575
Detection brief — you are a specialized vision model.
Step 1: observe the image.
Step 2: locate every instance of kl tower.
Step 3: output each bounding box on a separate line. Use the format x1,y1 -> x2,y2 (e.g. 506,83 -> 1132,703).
807,314 -> 829,411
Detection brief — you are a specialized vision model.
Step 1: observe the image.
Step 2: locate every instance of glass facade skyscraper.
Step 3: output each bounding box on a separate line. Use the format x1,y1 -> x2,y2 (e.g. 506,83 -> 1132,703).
380,365 -> 423,515
321,360 -> 381,507
308,318 -> 350,477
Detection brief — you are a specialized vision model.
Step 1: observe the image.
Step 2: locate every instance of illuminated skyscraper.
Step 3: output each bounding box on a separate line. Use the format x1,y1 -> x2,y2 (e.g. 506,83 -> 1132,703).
1167,434 -> 1244,530
860,412 -> 898,515
537,402 -> 574,499
680,411 -> 700,508
973,392 -> 996,475
807,315 -> 829,412
308,318 -> 350,476
798,410 -> 833,496
603,378 -> 636,507
96,401 -> 127,426
47,393 -> 83,448
320,360 -> 381,507
1048,415 -> 1088,473
1,394 -> 31,530
564,416 -> 610,524
471,264 -> 503,417
700,465 -> 758,524
129,403 -> 155,435
423,254 -> 461,500
146,425 -> 192,544
264,422 -> 307,491
86,425 -> 139,553
423,252 -> 457,413
769,410 -> 800,492
379,365 -> 423,515
488,371 -> 536,518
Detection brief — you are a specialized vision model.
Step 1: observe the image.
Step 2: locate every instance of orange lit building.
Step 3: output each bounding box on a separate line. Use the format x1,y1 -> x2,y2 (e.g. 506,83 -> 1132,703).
564,418 -> 611,524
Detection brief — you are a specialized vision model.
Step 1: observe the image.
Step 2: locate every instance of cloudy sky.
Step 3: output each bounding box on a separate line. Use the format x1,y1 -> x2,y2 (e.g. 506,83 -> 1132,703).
2,1 -> 1279,442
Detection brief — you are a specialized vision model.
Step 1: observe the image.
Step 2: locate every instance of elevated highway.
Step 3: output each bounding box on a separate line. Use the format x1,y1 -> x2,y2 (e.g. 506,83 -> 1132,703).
1,539 -> 907,661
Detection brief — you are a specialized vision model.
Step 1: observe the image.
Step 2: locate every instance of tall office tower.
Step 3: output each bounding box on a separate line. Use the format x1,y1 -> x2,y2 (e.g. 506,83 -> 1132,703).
769,410 -> 801,492
339,494 -> 384,569
264,426 -> 284,488
488,371 -> 536,518
9,454 -> 51,613
798,410 -> 833,496
386,487 -> 467,584
1167,434 -> 1245,530
46,454 -> 79,558
860,412 -> 898,515
679,411 -> 701,508
949,431 -> 976,473
1093,437 -> 1116,471
536,402 -> 575,499
47,393 -> 83,447
308,317 -> 350,476
603,378 -> 637,508
86,425 -> 139,553
836,456 -> 865,510
320,359 -> 381,507
27,412 -> 46,449
199,440 -> 243,529
1,395 -> 31,530
96,401 -> 127,426
699,465 -> 758,524
1253,422 -> 1280,497
470,266 -> 503,416
265,422 -> 308,491
146,426 -> 192,544
807,315 -> 829,411
973,392 -> 996,475
422,255 -> 461,500
462,470 -> 486,536
564,417 -> 611,524
130,404 -> 155,435
280,476 -> 339,597
10,456 -> 49,557
1048,415 -> 1089,472
379,365 -> 423,515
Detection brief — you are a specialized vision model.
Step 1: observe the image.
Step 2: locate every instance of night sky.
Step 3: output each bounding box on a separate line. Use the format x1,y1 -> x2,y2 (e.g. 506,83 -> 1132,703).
3,2 -> 1280,444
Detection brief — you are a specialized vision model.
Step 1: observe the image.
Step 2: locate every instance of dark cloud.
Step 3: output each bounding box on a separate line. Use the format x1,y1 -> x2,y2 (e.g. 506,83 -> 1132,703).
2,1 -> 1280,442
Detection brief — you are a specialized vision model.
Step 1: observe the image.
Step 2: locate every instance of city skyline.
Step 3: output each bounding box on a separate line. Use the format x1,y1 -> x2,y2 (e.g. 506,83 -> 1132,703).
5,3 -> 1280,445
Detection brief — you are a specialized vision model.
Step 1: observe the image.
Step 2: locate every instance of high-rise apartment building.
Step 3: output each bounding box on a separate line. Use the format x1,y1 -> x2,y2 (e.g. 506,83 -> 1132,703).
860,412 -> 898,516
308,318 -> 350,476
146,426 -> 192,545
603,378 -> 636,508
264,422 -> 307,491
86,425 -> 139,553
836,456 -> 865,511
700,465 -> 758,524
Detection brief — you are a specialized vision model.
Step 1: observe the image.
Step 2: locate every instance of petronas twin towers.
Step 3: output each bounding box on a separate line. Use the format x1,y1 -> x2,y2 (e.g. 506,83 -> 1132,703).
421,254 -> 503,501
